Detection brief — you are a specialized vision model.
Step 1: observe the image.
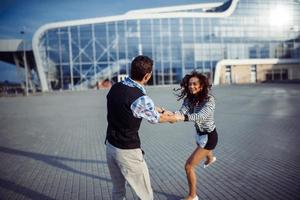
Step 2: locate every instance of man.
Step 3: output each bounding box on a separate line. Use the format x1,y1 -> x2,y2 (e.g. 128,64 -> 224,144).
106,55 -> 181,200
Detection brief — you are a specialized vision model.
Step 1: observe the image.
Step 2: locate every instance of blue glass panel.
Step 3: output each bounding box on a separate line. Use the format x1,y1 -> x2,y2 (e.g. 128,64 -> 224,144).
171,62 -> 183,83
154,62 -> 161,85
116,21 -> 126,60
94,23 -> 108,62
184,46 -> 195,62
184,62 -> 194,70
183,19 -> 194,43
60,37 -> 69,64
127,20 -> 138,32
196,61 -> 204,70
170,43 -> 181,61
72,64 -> 81,78
62,65 -> 71,77
46,29 -> 59,64
140,19 -> 151,32
163,62 -> 172,84
260,45 -> 270,58
162,47 -> 169,60
81,64 -> 94,77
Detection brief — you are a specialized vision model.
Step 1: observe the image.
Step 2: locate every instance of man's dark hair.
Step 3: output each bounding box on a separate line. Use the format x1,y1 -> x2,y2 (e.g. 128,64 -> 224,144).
130,55 -> 153,81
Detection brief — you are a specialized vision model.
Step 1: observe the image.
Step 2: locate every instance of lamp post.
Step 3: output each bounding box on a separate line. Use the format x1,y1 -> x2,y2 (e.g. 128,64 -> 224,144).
20,28 -> 28,96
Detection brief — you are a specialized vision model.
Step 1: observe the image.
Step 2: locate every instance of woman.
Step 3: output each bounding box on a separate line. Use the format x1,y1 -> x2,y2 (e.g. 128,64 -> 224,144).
176,71 -> 218,200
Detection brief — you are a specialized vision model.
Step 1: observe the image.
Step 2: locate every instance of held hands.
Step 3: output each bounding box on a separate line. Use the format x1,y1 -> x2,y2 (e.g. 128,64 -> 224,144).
161,111 -> 184,123
172,113 -> 184,123
156,106 -> 184,123
163,110 -> 174,115
175,113 -> 185,122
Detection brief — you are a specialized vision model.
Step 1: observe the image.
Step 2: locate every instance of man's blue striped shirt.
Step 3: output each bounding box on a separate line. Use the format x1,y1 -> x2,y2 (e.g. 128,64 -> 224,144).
122,77 -> 160,124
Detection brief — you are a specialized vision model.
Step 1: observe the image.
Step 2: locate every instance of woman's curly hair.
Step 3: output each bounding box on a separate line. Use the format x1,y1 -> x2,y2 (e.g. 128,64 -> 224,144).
176,71 -> 212,105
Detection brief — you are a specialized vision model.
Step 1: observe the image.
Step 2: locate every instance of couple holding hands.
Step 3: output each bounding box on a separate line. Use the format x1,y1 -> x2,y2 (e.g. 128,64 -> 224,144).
106,55 -> 218,200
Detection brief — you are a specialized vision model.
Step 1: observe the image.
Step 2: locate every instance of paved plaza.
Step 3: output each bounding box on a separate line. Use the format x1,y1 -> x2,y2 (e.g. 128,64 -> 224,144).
0,83 -> 300,200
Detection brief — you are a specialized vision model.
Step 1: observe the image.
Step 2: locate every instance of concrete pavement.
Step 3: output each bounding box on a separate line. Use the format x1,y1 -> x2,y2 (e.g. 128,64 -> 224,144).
0,83 -> 300,200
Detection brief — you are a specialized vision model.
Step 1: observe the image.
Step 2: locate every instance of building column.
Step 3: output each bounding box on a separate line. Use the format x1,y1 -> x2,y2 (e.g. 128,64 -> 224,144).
225,65 -> 232,84
251,64 -> 257,83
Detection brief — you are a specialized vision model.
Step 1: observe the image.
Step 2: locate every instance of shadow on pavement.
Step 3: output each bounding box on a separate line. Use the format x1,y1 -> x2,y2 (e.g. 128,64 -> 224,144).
0,178 -> 55,200
0,146 -> 111,182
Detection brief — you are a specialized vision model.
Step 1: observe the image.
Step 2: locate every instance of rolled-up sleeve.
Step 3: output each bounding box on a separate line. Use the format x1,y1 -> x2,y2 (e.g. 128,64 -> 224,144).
131,95 -> 160,124
174,98 -> 189,115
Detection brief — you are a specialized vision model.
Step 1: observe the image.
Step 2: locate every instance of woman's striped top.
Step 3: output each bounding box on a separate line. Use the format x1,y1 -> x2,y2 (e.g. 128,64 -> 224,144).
178,94 -> 216,133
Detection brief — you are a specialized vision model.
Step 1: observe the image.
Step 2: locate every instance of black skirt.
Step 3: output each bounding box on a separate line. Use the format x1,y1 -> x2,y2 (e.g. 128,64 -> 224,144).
202,128 -> 218,150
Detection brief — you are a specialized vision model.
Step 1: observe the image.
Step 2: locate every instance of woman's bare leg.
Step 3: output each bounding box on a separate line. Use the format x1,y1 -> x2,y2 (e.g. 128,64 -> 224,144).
204,150 -> 214,165
184,147 -> 209,200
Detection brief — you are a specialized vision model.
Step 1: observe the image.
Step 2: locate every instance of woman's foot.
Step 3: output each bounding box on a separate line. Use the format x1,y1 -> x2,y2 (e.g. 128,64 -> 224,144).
204,156 -> 216,168
181,195 -> 199,200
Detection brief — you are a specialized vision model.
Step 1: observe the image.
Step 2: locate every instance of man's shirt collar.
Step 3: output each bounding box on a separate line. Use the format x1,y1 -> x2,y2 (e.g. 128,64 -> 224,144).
122,77 -> 146,95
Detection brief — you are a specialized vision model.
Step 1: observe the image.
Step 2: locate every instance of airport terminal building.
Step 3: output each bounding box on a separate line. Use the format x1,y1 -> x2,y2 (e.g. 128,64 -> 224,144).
16,0 -> 300,91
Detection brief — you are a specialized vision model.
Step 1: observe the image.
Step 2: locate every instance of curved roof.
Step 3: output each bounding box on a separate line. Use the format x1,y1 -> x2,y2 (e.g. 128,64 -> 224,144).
125,2 -> 224,15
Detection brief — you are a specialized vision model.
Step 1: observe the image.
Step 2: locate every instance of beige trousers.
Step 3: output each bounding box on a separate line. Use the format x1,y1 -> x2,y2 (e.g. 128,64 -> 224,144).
106,142 -> 153,200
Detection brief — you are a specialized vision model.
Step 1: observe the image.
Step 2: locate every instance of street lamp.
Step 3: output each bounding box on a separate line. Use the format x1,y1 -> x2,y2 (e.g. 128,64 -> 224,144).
20,28 -> 28,96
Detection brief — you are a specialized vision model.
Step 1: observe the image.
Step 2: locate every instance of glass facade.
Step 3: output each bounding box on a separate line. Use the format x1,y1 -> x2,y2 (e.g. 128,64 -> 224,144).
35,0 -> 300,90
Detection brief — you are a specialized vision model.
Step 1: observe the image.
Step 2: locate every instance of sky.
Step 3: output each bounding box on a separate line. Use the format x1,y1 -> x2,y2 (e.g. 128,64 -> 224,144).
0,0 -> 221,82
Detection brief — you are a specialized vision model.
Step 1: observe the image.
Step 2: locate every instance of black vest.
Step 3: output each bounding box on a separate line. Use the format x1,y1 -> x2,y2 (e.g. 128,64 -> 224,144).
106,82 -> 144,149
